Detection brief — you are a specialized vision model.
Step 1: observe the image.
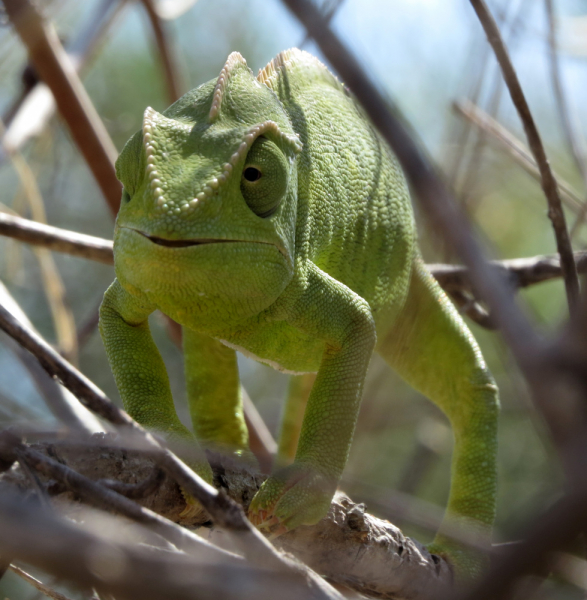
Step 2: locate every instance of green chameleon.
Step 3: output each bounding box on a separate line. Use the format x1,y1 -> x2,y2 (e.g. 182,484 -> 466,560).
99,49 -> 498,574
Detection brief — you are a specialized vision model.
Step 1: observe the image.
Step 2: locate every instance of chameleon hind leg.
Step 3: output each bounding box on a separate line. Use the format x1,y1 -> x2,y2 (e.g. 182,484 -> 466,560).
275,373 -> 316,468
377,260 -> 499,577
183,328 -> 249,453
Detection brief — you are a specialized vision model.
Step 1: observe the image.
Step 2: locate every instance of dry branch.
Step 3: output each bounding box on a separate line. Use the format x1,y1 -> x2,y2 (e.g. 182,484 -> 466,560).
3,0 -> 122,213
0,492 -> 334,600
469,0 -> 580,313
2,440 -> 452,599
9,564 -> 75,600
0,279 -> 104,434
0,212 -> 114,265
140,0 -> 182,103
454,99 -> 585,216
0,432 -> 239,564
1,0 -> 128,158
545,0 -> 587,237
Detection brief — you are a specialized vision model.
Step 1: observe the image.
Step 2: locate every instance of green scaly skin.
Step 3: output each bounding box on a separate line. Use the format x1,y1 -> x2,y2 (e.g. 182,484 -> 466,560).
99,49 -> 499,577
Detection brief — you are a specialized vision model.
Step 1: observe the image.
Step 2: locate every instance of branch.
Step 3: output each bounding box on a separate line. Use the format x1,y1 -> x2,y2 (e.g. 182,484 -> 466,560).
0,431 -> 240,564
3,0 -> 122,213
2,440 -> 453,599
3,212 -> 585,298
429,250 -> 587,291
9,564 -> 75,600
0,212 -> 114,265
469,0 -> 580,314
0,279 -> 104,434
454,99 -> 585,216
1,0 -> 127,158
0,492 -> 339,600
545,0 -> 587,237
140,0 -> 182,103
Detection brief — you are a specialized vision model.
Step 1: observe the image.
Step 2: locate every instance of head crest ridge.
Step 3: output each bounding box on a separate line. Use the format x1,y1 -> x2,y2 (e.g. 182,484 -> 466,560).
208,51 -> 249,122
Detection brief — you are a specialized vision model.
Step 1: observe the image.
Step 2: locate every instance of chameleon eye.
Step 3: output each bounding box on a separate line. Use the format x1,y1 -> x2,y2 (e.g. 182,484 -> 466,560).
240,137 -> 288,218
243,167 -> 262,182
122,189 -> 131,204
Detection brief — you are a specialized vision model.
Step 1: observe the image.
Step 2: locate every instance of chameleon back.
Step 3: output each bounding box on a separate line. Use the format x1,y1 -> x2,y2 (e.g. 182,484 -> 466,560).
259,50 -> 417,334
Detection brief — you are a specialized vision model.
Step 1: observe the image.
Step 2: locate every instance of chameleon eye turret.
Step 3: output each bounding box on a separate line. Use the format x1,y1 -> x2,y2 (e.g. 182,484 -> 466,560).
240,137 -> 289,218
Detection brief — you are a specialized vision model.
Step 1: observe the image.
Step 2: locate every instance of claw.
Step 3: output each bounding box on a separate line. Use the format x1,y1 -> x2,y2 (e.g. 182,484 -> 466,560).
249,510 -> 289,538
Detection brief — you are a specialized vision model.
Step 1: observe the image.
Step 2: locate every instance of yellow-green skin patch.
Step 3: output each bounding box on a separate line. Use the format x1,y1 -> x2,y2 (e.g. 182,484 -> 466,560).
99,49 -> 498,577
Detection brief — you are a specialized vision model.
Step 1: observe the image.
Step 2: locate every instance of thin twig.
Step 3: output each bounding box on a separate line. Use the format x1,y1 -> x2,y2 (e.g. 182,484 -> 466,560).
3,0 -> 122,213
140,0 -> 182,103
10,564 -> 74,600
1,0 -> 127,158
454,99 -> 585,215
0,280 -> 104,434
0,212 -> 114,264
429,250 -> 587,291
470,0 -> 580,314
544,0 -> 587,237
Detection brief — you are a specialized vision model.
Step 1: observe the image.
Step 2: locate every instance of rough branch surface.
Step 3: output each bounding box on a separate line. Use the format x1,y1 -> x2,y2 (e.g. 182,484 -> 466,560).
2,438 -> 452,599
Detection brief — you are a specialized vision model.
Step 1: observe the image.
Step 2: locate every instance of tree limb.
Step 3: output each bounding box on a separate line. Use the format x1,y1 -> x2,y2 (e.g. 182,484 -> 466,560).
2,439 -> 453,599
0,212 -> 114,265
3,0 -> 122,213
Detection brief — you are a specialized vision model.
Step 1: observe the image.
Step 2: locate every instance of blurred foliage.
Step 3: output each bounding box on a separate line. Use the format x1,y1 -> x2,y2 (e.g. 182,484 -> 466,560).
1,0 -> 587,596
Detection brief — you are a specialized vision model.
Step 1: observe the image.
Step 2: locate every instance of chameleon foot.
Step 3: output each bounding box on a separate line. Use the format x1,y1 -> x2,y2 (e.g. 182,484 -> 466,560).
427,539 -> 489,581
178,458 -> 215,521
248,463 -> 335,536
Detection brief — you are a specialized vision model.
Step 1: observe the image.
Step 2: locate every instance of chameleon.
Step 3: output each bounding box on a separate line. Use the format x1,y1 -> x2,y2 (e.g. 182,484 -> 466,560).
99,48 -> 499,575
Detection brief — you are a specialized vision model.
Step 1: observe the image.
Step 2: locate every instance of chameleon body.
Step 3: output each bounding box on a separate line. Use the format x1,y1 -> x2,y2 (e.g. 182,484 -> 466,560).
100,49 -> 499,573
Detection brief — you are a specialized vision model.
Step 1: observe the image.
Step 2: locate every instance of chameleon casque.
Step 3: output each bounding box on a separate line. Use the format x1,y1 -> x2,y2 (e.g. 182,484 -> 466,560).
99,49 -> 499,573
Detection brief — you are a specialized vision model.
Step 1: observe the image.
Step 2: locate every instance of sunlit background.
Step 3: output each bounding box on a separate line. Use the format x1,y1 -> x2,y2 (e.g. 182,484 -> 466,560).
1,0 -> 587,596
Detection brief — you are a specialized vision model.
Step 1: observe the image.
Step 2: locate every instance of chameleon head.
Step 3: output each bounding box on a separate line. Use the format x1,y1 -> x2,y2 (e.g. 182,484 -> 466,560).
113,52 -> 302,329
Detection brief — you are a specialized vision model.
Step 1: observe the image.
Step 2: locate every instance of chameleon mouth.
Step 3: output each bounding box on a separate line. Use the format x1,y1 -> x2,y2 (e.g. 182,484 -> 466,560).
124,227 -> 290,264
133,229 -> 243,248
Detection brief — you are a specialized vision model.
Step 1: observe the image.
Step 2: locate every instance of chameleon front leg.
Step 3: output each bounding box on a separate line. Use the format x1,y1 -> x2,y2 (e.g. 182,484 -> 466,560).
183,328 -> 248,452
249,262 -> 376,533
99,279 -> 213,484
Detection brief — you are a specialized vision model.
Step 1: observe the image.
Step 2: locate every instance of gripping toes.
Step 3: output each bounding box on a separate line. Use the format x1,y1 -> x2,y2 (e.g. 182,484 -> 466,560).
248,463 -> 335,537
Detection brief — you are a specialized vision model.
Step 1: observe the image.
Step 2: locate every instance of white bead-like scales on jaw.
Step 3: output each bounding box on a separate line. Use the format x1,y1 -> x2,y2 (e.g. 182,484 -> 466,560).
143,106 -> 192,214
208,51 -> 249,122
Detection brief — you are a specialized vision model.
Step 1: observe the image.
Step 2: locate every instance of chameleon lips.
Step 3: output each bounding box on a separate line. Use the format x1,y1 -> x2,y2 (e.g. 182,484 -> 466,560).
125,227 -> 289,260
133,229 -> 245,248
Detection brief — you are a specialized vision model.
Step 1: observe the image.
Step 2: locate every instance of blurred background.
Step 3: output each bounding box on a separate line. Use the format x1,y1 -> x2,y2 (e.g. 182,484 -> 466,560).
1,0 -> 587,596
